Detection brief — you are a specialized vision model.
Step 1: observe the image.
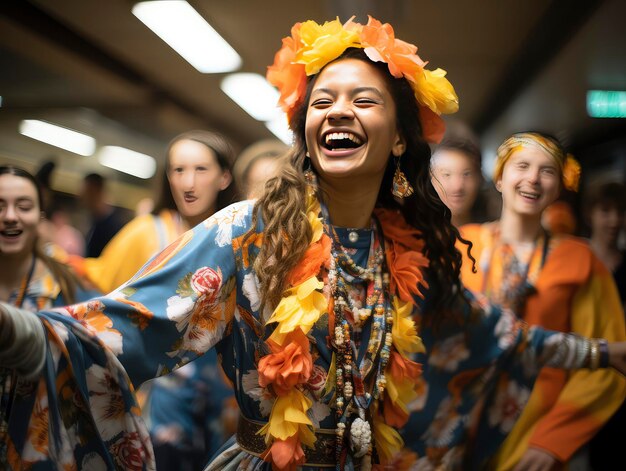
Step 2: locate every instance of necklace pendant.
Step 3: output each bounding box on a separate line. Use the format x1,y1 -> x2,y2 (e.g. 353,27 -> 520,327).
348,231 -> 359,243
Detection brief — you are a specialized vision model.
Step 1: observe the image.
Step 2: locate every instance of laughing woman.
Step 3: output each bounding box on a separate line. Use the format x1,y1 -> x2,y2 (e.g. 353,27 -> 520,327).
0,165 -> 96,465
1,17 -> 626,471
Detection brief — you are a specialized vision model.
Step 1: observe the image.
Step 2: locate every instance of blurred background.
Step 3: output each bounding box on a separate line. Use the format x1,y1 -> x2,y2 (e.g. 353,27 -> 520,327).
1,0 -> 625,220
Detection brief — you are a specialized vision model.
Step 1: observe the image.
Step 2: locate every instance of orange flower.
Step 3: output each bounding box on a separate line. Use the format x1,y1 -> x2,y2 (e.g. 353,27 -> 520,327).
384,352 -> 422,427
360,16 -> 425,80
375,208 -> 424,252
376,209 -> 429,303
115,298 -> 154,330
418,106 -> 446,144
261,435 -> 306,471
287,234 -> 331,286
562,153 -> 581,192
266,22 -> 307,120
258,328 -> 313,395
389,250 -> 430,302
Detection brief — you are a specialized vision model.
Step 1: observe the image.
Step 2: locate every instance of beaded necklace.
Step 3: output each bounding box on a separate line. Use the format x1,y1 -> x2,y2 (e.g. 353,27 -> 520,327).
480,225 -> 550,316
323,205 -> 394,468
258,184 -> 426,471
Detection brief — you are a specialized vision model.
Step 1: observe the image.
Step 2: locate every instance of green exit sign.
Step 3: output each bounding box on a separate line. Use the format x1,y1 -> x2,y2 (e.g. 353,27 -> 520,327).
587,90 -> 626,118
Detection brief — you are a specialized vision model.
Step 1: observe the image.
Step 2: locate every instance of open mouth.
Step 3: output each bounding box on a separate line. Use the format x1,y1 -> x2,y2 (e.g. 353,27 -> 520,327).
322,132 -> 364,151
519,191 -> 539,200
0,229 -> 23,238
183,193 -> 197,203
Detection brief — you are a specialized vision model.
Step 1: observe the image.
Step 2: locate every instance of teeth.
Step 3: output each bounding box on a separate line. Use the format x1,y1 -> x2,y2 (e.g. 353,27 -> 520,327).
1,230 -> 21,236
520,191 -> 539,199
325,132 -> 363,145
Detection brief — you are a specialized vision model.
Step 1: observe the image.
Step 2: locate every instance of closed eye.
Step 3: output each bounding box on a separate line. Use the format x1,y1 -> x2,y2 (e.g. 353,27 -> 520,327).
311,98 -> 333,108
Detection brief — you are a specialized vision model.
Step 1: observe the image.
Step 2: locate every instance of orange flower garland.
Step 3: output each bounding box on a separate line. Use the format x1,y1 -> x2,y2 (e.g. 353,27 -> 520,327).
258,188 -> 427,469
267,16 -> 459,143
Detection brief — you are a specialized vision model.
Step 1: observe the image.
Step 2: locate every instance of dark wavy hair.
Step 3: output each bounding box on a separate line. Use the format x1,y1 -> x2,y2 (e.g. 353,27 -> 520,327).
248,49 -> 473,325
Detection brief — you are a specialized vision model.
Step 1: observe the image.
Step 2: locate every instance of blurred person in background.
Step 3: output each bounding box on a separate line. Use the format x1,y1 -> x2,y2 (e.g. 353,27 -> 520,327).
0,165 -> 96,464
585,181 -> 626,471
585,181 -> 626,303
460,132 -> 625,471
80,172 -> 129,257
134,197 -> 155,217
430,135 -> 488,227
233,138 -> 288,199
73,130 -> 238,470
42,205 -> 86,256
74,130 -> 237,294
33,160 -> 86,256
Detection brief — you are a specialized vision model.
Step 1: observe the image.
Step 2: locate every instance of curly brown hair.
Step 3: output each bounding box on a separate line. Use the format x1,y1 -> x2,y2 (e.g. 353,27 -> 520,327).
248,49 -> 472,324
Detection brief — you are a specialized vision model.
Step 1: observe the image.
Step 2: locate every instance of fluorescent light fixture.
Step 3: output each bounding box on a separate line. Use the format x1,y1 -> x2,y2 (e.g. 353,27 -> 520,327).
132,1 -> 241,73
98,146 -> 157,179
19,119 -> 96,156
221,73 -> 281,121
265,115 -> 293,145
587,90 -> 626,118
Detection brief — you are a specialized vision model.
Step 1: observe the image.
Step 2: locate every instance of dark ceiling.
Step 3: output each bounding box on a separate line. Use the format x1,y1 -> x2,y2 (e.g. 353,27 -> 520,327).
1,0 -> 624,207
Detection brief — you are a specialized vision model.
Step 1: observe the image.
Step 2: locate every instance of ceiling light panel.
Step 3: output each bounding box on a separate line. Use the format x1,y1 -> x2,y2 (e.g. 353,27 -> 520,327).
98,146 -> 157,179
221,73 -> 281,121
132,1 -> 242,73
19,119 -> 96,156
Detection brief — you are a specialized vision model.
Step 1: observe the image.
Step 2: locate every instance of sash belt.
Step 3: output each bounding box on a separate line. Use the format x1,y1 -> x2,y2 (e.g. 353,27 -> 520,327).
236,414 -> 339,467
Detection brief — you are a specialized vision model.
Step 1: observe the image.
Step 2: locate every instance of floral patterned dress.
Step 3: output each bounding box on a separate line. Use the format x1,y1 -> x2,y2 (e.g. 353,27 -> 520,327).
1,256 -> 100,468
2,202 -> 600,470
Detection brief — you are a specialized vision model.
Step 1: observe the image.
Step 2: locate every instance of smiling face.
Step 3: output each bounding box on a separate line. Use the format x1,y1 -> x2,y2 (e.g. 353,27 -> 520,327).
431,149 -> 482,220
167,139 -> 232,226
497,146 -> 561,219
0,173 -> 41,258
304,58 -> 405,189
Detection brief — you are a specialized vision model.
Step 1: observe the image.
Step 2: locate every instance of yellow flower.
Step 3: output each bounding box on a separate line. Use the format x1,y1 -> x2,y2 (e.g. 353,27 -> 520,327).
372,412 -> 404,464
259,389 -> 316,446
296,18 -> 362,75
391,297 -> 425,357
306,192 -> 323,243
268,276 -> 326,344
386,374 -> 411,415
411,68 -> 459,115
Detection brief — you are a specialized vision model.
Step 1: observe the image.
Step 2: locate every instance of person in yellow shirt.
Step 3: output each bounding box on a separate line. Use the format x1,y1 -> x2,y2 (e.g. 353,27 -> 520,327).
73,130 -> 237,293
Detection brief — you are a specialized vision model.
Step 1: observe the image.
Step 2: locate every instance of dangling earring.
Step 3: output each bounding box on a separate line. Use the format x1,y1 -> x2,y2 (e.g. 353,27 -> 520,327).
392,157 -> 414,198
303,151 -> 316,184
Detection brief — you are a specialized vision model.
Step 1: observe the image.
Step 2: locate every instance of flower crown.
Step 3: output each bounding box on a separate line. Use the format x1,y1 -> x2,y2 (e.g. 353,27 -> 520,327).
267,16 -> 459,143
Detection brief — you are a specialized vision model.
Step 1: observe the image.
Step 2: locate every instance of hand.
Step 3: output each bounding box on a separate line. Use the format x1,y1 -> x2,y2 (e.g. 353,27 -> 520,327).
512,447 -> 559,471
608,341 -> 626,376
0,303 -> 15,351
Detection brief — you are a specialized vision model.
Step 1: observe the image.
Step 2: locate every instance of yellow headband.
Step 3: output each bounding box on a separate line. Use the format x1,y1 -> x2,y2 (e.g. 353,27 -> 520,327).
493,133 -> 581,192
267,16 -> 459,143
